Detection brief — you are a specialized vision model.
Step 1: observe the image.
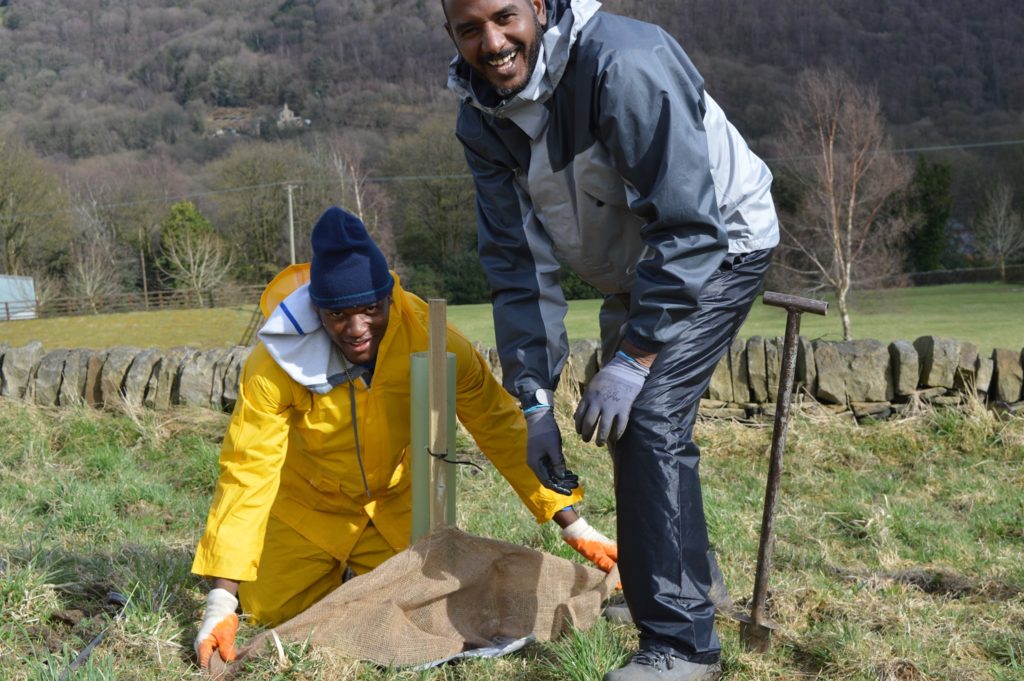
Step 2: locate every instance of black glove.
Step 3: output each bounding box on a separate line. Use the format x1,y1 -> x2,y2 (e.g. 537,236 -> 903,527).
525,407 -> 579,496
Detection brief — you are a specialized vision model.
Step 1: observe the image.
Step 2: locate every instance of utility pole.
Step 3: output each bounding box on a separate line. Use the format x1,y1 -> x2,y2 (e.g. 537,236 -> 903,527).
139,225 -> 149,310
286,184 -> 297,265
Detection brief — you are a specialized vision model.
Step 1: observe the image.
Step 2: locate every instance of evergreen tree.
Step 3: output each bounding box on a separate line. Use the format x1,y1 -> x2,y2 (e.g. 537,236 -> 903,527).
159,201 -> 214,258
158,201 -> 233,305
906,157 -> 953,272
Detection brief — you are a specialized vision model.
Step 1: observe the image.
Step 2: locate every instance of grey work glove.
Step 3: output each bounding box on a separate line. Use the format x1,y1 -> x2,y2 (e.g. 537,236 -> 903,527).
574,352 -> 650,446
525,407 -> 579,496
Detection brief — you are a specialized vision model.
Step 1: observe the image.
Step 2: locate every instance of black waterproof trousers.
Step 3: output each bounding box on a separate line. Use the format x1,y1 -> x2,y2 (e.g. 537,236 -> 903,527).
613,248 -> 773,663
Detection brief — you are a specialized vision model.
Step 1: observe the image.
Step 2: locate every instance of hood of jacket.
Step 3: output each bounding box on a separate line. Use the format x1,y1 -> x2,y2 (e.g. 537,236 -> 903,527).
258,274 -> 407,394
446,0 -> 601,122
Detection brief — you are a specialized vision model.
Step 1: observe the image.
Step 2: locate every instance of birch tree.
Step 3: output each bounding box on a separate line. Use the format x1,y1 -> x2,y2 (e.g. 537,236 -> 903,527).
66,196 -> 126,313
316,136 -> 395,263
778,68 -> 913,340
974,183 -> 1024,280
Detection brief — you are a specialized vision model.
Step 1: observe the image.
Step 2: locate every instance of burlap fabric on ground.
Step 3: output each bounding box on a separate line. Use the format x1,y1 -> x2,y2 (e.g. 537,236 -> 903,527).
209,526 -> 618,677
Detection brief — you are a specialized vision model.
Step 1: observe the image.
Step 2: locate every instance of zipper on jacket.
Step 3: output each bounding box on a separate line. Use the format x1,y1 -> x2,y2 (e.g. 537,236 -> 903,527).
342,361 -> 372,499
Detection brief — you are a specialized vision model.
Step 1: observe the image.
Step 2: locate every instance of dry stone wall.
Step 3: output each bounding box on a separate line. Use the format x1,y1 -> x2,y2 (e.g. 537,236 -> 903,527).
0,344 -> 249,412
1,336 -> 1022,420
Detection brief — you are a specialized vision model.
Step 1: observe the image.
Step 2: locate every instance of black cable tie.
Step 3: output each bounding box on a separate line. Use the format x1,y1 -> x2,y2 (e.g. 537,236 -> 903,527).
425,447 -> 484,473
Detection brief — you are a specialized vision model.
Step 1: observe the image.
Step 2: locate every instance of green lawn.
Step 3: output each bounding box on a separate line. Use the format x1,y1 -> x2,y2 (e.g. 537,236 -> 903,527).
0,400 -> 1021,679
0,305 -> 259,351
450,282 -> 1024,353
2,282 -> 1022,354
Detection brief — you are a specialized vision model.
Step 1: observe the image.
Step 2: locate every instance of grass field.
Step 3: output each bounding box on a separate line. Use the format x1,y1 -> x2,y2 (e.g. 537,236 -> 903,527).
2,282 -> 1022,354
448,282 -> 1024,353
0,399 -> 1021,680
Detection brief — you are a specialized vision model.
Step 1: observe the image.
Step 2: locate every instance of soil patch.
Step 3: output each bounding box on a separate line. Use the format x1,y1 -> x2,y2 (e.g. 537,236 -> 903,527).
830,565 -> 1020,600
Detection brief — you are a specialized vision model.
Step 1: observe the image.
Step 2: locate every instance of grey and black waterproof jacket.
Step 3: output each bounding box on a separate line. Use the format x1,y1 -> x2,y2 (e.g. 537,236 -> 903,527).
448,0 -> 779,403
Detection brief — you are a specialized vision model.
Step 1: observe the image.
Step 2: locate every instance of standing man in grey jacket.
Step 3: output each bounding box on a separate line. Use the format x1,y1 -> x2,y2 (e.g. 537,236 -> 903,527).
443,1 -> 779,679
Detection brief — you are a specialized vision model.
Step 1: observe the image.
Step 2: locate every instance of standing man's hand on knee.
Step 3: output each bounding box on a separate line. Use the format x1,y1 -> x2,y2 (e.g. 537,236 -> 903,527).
574,345 -> 654,446
196,581 -> 240,669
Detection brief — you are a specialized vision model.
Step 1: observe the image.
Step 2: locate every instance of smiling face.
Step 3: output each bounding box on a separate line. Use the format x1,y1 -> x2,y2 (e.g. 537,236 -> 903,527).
317,298 -> 391,365
444,0 -> 547,99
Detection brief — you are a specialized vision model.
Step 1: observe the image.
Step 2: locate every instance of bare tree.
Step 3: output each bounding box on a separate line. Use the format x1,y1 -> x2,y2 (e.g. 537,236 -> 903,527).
29,274 -> 64,312
157,201 -> 234,306
317,136 -> 396,263
62,155 -> 193,301
67,198 -> 125,313
778,68 -> 913,340
974,183 -> 1024,280
158,228 -> 234,306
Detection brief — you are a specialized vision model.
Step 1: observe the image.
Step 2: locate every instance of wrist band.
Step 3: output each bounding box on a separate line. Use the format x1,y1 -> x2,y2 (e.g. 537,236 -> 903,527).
523,404 -> 552,415
616,350 -> 649,372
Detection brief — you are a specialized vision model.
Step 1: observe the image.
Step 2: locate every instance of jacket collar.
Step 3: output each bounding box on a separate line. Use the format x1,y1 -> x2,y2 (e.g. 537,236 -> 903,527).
447,0 -> 601,135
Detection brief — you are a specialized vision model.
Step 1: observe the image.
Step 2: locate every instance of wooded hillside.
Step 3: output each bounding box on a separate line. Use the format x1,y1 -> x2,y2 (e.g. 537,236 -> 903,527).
1,0 -> 1022,306
2,0 -> 1021,156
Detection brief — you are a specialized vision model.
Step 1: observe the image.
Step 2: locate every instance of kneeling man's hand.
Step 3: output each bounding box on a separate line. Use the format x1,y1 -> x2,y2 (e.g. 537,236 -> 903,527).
195,588 -> 239,669
561,517 -> 618,572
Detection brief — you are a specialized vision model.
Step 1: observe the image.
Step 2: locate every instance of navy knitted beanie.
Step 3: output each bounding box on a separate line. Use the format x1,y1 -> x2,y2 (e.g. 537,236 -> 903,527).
309,206 -> 394,309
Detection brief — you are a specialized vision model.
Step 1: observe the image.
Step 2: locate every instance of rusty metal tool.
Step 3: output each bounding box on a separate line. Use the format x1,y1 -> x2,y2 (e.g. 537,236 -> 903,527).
738,291 -> 828,652
60,591 -> 130,681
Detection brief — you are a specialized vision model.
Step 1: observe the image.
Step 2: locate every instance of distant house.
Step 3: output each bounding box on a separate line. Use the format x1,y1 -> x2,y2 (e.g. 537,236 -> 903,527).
205,107 -> 261,138
204,105 -> 309,138
276,103 -> 309,130
0,275 -> 37,320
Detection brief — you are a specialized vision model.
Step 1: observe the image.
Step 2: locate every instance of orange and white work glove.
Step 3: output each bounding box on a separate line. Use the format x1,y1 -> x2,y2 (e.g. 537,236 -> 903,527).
195,588 -> 239,669
561,517 -> 618,573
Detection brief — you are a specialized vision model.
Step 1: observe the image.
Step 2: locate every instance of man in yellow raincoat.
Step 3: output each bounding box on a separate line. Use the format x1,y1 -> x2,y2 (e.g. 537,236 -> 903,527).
191,206 -> 617,669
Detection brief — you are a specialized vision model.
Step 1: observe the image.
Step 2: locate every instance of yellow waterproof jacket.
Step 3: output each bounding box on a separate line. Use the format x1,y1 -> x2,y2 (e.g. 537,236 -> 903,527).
192,274 -> 582,582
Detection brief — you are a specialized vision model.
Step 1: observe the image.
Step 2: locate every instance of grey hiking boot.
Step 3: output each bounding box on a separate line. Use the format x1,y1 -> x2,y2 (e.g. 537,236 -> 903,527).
603,649 -> 722,681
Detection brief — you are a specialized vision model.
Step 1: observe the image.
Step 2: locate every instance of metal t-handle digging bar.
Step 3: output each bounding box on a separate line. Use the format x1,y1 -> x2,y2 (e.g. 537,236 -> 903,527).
738,291 -> 828,653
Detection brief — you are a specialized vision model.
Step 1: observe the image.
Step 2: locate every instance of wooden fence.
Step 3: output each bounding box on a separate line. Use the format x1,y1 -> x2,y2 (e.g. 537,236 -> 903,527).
2,285 -> 264,320
1,264 -> 1021,322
